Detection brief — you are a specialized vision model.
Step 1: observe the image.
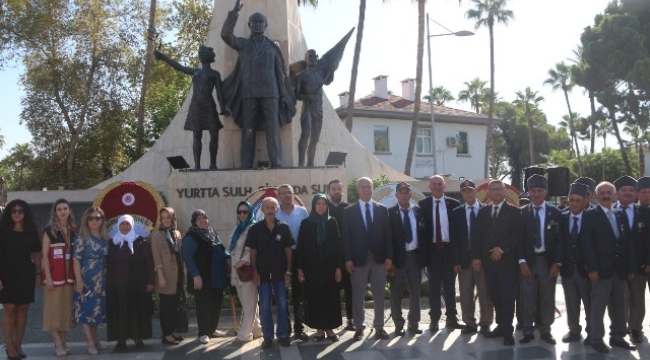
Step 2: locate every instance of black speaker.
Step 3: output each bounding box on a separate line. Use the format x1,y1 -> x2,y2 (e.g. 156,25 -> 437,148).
524,167 -> 545,191
547,167 -> 570,196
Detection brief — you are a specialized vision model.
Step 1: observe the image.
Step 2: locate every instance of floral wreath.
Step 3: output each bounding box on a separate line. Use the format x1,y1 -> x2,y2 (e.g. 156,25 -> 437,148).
476,182 -> 521,205
92,181 -> 166,238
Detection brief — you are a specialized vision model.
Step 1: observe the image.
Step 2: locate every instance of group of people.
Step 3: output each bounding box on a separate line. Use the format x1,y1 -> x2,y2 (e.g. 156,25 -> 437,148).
1,173 -> 650,356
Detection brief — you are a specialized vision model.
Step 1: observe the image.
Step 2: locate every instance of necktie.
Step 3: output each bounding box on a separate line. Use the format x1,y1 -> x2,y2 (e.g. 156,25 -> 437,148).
435,200 -> 442,250
622,205 -> 631,229
534,206 -> 542,248
365,203 -> 373,248
469,206 -> 476,249
571,216 -> 579,241
402,209 -> 413,244
607,210 -> 620,238
492,205 -> 499,224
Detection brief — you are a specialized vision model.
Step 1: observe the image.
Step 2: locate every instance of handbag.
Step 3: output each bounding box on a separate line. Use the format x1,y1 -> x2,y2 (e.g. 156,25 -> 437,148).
236,264 -> 254,282
296,284 -> 309,324
176,291 -> 189,333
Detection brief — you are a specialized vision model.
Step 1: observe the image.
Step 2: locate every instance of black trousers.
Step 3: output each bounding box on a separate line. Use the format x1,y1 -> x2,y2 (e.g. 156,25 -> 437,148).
159,292 -> 180,336
427,244 -> 457,321
194,287 -> 224,337
289,250 -> 304,333
340,268 -> 353,320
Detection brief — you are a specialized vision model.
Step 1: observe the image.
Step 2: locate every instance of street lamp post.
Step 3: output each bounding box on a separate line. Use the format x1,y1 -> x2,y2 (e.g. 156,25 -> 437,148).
426,13 -> 473,174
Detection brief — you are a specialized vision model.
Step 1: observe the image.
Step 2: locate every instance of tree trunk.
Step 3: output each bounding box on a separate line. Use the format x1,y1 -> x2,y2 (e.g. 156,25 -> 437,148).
608,108 -> 633,174
344,0 -> 366,132
135,0 -> 157,158
589,91 -> 596,154
563,89 -> 583,175
526,107 -> 535,165
404,0 -> 425,176
484,23 -> 496,178
66,131 -> 79,189
638,141 -> 645,177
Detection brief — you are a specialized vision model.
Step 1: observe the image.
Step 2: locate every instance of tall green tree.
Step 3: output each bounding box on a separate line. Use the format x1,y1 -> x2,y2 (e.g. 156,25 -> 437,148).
545,61 -> 583,175
457,77 -> 487,113
424,86 -> 455,105
404,0 -> 426,176
0,143 -> 34,191
512,87 -> 544,165
466,0 -> 514,178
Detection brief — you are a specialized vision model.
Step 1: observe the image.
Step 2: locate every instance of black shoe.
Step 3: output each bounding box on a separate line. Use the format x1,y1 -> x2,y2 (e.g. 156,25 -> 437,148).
592,342 -> 609,354
294,332 -> 309,341
5,350 -> 21,360
278,338 -> 291,347
461,326 -> 477,335
395,326 -> 405,336
345,320 -> 356,331
162,338 -> 179,346
114,342 -> 127,352
375,328 -> 389,340
503,335 -> 515,346
261,339 -> 273,349
446,319 -> 465,330
479,325 -> 491,335
311,334 -> 326,342
407,325 -> 423,334
135,340 -> 145,348
583,338 -> 591,346
630,330 -> 643,344
484,328 -> 504,339
429,323 -> 440,333
327,334 -> 339,342
353,329 -> 364,341
562,332 -> 581,343
516,323 -> 523,330
172,335 -> 185,342
519,334 -> 534,344
540,333 -> 556,345
609,338 -> 636,350
18,352 -> 26,360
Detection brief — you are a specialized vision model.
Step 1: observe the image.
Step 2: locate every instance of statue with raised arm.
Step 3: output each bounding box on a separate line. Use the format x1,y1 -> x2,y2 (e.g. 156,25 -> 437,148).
220,0 -> 296,169
290,28 -> 354,167
154,46 -> 224,170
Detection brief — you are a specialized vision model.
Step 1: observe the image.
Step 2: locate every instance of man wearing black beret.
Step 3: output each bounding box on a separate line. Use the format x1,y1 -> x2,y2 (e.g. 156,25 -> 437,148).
575,177 -> 597,210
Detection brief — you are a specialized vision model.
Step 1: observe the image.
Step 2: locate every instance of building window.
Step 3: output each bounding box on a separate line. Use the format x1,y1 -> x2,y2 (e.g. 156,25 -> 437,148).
416,128 -> 432,154
457,131 -> 469,155
374,125 -> 390,153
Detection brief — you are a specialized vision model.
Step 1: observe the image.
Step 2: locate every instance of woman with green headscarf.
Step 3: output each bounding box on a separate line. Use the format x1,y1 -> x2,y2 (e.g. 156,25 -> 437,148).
296,194 -> 343,342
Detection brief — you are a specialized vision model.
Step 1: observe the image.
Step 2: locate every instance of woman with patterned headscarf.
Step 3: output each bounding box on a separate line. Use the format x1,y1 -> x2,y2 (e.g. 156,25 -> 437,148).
226,201 -> 262,343
296,194 -> 343,342
182,209 -> 229,345
106,215 -> 154,351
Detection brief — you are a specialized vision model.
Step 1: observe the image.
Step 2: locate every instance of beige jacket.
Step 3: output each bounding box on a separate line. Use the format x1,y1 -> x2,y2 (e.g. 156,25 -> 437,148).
151,229 -> 184,295
226,225 -> 253,287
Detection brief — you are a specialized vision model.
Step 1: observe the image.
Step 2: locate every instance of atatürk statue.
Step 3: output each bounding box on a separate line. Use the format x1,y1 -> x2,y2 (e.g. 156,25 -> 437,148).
220,0 -> 296,169
290,28 -> 354,167
154,46 -> 224,170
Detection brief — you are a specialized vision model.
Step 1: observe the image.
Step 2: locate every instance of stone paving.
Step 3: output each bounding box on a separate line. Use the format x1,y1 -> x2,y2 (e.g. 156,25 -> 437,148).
1,283 -> 649,359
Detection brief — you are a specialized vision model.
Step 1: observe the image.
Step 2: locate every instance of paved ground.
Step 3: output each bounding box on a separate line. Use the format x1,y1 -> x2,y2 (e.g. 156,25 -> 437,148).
1,282 -> 649,359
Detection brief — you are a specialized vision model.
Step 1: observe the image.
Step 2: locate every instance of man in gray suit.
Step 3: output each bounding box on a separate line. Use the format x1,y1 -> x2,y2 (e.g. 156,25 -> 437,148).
342,177 -> 393,341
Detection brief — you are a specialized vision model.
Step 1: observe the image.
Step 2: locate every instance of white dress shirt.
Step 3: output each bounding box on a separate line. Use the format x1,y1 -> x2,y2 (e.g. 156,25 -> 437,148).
432,196 -> 450,243
400,204 -> 419,251
465,202 -> 478,239
358,199 -> 374,228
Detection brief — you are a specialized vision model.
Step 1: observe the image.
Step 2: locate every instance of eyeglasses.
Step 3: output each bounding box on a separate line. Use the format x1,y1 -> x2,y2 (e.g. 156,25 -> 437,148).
88,216 -> 103,221
237,210 -> 249,215
11,208 -> 24,215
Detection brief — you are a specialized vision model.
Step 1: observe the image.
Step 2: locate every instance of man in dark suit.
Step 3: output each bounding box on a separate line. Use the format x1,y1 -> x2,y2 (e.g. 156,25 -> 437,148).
575,177 -> 597,210
633,177 -> 650,342
450,180 -> 493,335
418,175 -> 463,332
342,177 -> 393,341
388,182 -> 424,336
613,176 -> 648,344
582,181 -> 637,354
518,175 -> 563,345
557,182 -> 592,343
327,178 -> 354,331
471,179 -> 523,346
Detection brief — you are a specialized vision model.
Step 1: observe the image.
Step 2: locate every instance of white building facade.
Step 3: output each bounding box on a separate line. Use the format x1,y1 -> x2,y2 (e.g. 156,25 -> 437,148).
337,76 -> 496,180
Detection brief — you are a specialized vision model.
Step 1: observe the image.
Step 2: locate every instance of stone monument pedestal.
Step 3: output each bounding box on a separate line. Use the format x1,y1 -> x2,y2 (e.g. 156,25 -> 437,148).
167,167 -> 346,233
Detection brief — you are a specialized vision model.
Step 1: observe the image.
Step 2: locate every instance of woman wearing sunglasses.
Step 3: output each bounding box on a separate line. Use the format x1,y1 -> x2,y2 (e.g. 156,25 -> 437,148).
0,200 -> 42,360
72,207 -> 109,355
227,201 -> 262,343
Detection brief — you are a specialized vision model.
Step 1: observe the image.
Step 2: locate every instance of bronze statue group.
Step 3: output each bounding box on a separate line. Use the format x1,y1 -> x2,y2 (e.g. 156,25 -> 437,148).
156,0 -> 354,170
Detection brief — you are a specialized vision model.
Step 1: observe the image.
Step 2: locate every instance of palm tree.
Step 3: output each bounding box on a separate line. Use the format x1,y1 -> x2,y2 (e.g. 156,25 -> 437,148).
544,61 -> 583,175
466,0 -> 514,178
457,77 -> 487,113
404,0 -> 426,176
424,86 -> 455,105
344,0 -> 368,132
513,87 -> 544,165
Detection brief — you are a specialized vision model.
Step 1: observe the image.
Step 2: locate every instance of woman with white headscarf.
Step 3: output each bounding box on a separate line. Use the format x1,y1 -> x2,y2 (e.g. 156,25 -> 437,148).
105,215 -> 154,351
